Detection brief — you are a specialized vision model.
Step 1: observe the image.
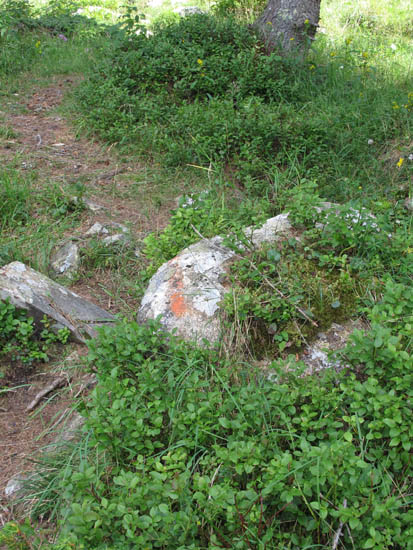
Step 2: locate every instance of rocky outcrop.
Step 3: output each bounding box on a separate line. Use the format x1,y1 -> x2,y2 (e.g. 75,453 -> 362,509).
298,320 -> 366,375
138,214 -> 292,343
0,262 -> 115,342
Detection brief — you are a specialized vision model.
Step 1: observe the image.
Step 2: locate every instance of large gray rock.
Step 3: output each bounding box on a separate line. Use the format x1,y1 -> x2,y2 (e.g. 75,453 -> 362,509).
138,214 -> 292,343
0,262 -> 115,342
244,213 -> 291,247
102,233 -> 129,246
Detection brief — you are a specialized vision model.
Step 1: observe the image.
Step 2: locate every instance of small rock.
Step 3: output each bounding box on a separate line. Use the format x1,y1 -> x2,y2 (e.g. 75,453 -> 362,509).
54,412 -> 85,445
72,196 -> 106,212
404,197 -> 413,212
175,6 -> 205,16
299,320 -> 366,375
5,476 -> 25,500
50,241 -> 80,279
102,233 -> 128,246
85,222 -> 109,237
108,222 -> 129,234
84,199 -> 106,212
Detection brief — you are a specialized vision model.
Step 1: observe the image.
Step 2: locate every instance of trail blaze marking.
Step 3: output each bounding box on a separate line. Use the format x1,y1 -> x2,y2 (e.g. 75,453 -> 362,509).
170,277 -> 187,317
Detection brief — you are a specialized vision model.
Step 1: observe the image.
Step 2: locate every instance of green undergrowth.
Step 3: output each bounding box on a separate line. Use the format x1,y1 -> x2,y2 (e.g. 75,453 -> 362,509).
8,280 -> 412,549
143,191 -> 271,276
223,242 -> 360,357
0,299 -> 69,383
0,0 -> 115,87
74,10 -> 412,204
231,190 -> 412,354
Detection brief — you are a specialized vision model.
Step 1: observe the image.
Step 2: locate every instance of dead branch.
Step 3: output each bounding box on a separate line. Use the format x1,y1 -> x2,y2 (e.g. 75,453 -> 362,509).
26,377 -> 68,413
332,499 -> 347,550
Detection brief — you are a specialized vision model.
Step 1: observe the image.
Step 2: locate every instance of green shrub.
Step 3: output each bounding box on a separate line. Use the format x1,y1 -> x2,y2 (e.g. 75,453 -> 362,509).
143,192 -> 230,273
223,239 -> 359,355
74,11 -> 413,201
46,280 -> 413,549
0,299 -> 70,369
74,14 -> 306,171
35,0 -> 102,38
143,191 -> 271,275
0,0 -> 33,29
0,518 -> 76,550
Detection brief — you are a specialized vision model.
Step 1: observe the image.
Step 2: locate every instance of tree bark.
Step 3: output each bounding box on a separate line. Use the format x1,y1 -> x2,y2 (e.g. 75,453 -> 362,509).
253,0 -> 321,54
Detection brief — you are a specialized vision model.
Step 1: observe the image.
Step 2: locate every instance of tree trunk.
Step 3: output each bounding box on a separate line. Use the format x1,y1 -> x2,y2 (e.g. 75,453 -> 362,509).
253,0 -> 321,54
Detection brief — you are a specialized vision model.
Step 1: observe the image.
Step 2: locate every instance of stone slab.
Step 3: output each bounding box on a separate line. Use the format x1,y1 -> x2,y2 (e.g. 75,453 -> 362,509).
0,262 -> 115,343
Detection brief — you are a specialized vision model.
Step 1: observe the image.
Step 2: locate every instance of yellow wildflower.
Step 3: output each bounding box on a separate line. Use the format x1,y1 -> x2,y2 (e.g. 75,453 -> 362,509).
197,58 -> 203,66
309,64 -> 315,70
266,21 -> 272,25
304,19 -> 309,25
290,37 -> 295,41
397,157 -> 404,168
35,41 -> 41,48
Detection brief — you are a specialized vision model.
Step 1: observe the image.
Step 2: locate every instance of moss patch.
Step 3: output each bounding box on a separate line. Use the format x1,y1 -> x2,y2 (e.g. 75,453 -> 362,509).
223,243 -> 361,358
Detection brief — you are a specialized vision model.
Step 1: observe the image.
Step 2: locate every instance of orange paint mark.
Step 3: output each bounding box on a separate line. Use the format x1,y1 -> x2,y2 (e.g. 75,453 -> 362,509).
169,275 -> 187,317
170,291 -> 187,317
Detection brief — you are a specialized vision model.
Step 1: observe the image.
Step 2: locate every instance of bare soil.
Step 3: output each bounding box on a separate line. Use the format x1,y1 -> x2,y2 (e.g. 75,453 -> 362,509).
0,346 -> 88,526
0,76 -> 177,523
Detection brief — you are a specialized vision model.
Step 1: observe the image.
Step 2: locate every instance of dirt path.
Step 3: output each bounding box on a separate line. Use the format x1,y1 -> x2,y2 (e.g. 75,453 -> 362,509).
0,76 -> 176,523
0,76 -> 170,226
